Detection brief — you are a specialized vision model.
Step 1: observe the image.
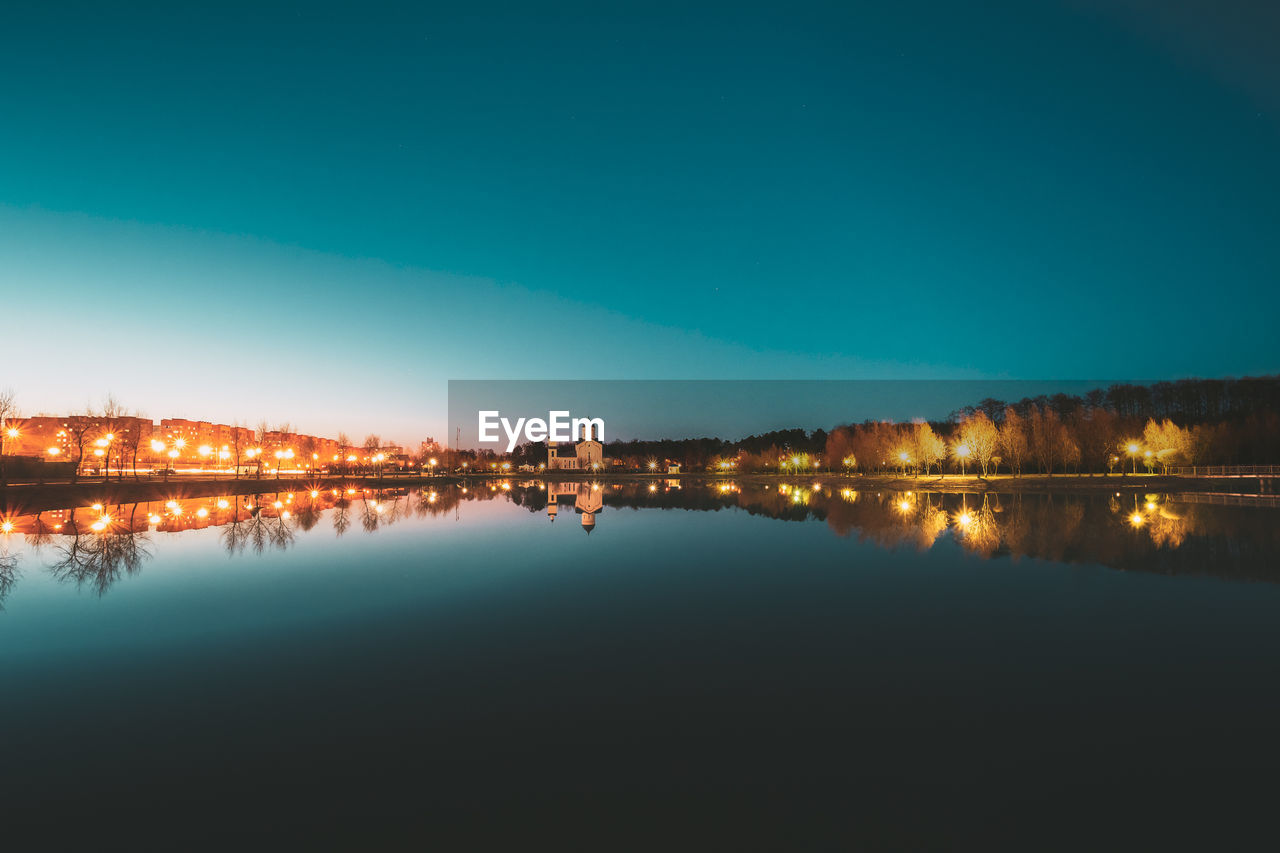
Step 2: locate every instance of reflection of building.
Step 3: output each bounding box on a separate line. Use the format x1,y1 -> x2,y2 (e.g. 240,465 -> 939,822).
546,482 -> 604,533
547,422 -> 604,471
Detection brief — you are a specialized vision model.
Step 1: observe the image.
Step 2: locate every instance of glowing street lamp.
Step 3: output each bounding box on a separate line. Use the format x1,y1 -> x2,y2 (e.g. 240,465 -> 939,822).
954,443 -> 971,477
1125,442 -> 1140,475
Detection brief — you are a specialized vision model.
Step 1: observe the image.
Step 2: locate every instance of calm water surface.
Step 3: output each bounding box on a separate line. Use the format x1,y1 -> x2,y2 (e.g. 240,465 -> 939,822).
2,481 -> 1279,847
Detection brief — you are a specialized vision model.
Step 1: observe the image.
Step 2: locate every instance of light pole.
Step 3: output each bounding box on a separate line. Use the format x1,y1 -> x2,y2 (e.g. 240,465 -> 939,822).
954,443 -> 970,477
1126,443 -> 1140,475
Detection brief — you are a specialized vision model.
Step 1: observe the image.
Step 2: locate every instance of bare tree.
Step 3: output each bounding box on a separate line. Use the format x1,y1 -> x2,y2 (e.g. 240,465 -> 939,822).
337,431 -> 351,474
62,411 -> 100,484
100,394 -> 127,481
254,420 -> 271,479
228,421 -> 247,479
0,387 -> 18,485
999,407 -> 1029,477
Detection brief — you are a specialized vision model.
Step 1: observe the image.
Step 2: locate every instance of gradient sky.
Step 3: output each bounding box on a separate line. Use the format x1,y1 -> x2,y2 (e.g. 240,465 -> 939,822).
2,0 -> 1277,442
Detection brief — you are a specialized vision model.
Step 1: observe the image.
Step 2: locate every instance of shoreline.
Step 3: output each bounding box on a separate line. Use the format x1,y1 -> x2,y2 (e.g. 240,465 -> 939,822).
2,471 -> 1272,516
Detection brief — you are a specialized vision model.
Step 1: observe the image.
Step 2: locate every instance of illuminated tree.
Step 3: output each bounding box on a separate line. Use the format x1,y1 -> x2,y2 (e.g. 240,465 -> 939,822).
958,412 -> 999,476
998,407 -> 1028,477
913,422 -> 946,475
1142,418 -> 1194,473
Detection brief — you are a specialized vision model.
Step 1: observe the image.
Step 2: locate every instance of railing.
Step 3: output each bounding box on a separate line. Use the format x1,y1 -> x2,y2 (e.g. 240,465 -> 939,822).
1169,465 -> 1280,477
1175,492 -> 1280,508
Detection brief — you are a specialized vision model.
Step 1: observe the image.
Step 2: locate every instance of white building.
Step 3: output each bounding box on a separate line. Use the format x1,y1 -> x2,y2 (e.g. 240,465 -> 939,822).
547,422 -> 603,470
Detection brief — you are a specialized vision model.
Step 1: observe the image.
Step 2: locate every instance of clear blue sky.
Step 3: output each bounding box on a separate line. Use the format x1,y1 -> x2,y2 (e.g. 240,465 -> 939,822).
2,1 -> 1277,442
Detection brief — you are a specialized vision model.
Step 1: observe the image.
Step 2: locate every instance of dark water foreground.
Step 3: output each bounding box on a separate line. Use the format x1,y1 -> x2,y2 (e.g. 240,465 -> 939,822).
2,481 -> 1279,848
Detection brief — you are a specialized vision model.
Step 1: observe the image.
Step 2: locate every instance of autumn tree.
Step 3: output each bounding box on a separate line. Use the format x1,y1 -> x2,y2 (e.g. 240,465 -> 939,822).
1072,407 -> 1117,476
1029,406 -> 1068,475
958,412 -> 999,476
998,407 -> 1028,477
825,427 -> 858,474
1142,418 -> 1194,473
913,422 -> 946,475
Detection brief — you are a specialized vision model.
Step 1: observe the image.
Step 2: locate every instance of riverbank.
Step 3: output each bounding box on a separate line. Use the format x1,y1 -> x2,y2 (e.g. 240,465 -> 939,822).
3,470 -> 1271,516
0,475 -> 457,517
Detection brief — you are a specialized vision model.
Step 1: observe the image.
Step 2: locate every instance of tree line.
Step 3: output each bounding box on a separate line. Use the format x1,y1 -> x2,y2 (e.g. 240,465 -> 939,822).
533,376 -> 1280,474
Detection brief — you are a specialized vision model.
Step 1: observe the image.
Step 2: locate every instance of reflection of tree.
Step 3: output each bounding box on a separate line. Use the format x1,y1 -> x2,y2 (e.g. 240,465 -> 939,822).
0,551 -> 19,609
226,497 -> 295,555
415,488 -> 460,517
955,495 -> 1002,556
332,497 -> 351,537
48,526 -> 152,596
291,500 -> 323,532
915,501 -> 950,550
23,515 -> 58,550
220,501 -> 251,556
361,498 -> 382,533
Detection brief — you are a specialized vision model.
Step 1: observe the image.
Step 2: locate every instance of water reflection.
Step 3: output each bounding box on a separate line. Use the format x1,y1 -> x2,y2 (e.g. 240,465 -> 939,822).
48,511 -> 153,597
1,481 -> 1279,598
0,550 -> 17,609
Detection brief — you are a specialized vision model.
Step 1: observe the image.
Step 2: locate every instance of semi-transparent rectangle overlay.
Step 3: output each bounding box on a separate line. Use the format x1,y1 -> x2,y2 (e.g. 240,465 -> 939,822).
447,380 -> 1164,449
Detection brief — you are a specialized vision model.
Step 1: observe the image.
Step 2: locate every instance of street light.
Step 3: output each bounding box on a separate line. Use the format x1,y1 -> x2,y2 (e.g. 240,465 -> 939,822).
954,443 -> 971,477
1126,442 -> 1140,475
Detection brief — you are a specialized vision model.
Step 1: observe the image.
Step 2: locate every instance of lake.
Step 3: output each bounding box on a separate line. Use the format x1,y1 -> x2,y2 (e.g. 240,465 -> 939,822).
2,480 -> 1279,847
